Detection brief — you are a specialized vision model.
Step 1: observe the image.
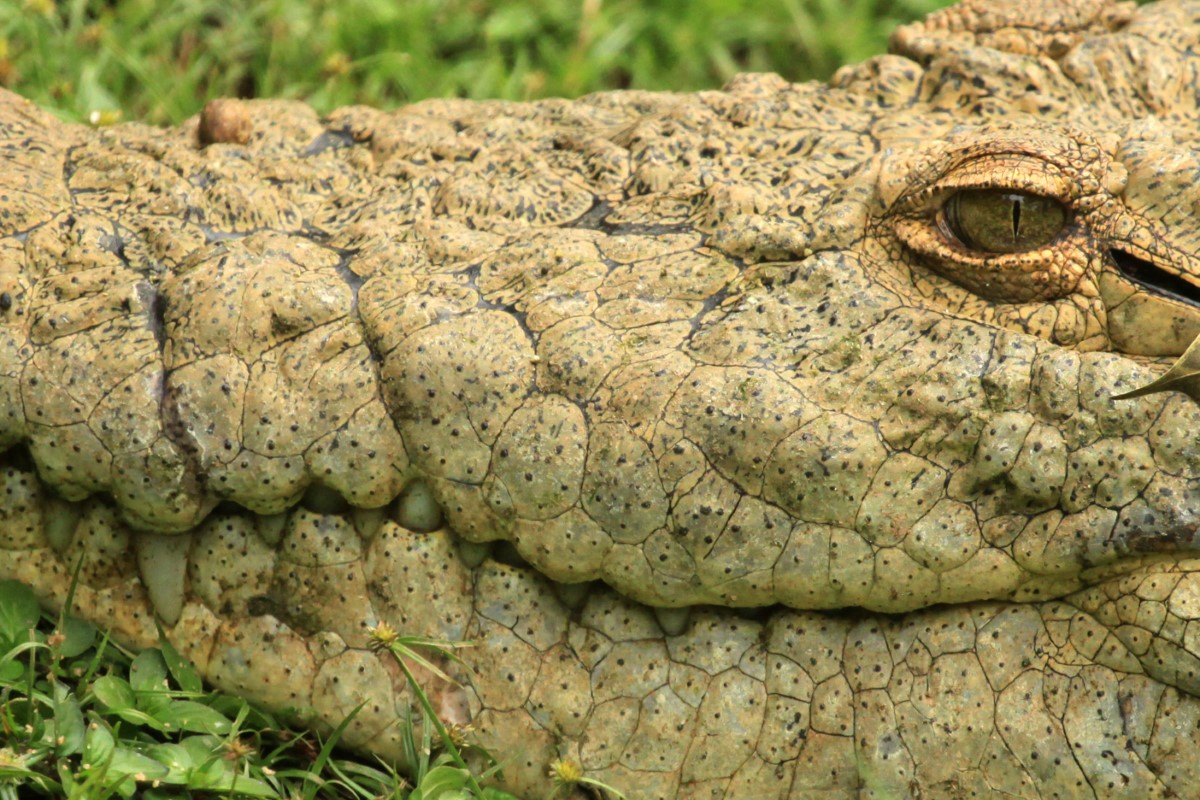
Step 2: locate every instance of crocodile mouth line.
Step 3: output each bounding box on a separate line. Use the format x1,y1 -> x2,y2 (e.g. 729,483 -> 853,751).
0,441 -> 779,640
0,441 -> 1187,634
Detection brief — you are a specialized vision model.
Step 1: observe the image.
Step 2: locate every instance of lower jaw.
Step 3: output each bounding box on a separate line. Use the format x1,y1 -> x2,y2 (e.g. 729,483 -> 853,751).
5,462 -> 1200,796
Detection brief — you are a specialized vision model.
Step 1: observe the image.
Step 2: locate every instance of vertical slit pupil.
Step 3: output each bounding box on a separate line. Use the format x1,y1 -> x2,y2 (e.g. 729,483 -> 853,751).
1010,195 -> 1021,242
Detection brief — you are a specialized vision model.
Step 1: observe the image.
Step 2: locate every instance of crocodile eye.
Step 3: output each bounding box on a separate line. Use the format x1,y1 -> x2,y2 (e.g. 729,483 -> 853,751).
940,189 -> 1067,254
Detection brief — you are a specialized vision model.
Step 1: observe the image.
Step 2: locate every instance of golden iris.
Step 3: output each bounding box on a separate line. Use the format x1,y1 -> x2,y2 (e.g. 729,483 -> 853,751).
941,189 -> 1067,254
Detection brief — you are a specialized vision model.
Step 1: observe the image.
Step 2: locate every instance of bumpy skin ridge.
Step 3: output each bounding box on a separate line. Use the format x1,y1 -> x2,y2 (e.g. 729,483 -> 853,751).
6,0 -> 1200,796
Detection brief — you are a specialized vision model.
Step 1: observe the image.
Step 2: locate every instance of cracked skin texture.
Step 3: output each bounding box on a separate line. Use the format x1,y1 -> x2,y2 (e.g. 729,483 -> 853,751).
8,0 -> 1200,796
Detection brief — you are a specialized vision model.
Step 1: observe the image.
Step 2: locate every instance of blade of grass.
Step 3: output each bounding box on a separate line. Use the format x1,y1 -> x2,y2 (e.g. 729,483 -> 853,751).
299,703 -> 364,800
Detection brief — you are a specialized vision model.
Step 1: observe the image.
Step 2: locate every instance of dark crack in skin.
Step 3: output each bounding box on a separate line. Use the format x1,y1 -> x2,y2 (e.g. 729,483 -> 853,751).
7,0 -> 1200,796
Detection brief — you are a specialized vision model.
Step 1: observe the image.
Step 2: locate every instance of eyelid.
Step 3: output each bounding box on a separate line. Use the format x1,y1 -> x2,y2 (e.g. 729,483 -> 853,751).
893,153 -> 1077,215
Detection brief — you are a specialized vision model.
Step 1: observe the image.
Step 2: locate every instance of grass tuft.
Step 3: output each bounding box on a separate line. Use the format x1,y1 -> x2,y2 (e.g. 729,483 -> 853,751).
0,580 -> 515,799
0,0 -> 953,124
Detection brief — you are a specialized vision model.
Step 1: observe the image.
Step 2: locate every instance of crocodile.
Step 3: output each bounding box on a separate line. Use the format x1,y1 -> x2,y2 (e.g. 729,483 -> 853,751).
5,0 -> 1200,796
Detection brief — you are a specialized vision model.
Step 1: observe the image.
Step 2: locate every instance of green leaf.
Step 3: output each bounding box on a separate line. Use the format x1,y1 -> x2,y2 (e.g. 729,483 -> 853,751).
108,746 -> 170,781
412,764 -> 471,799
143,742 -> 194,783
109,772 -> 139,799
178,734 -> 222,765
411,790 -> 471,800
226,774 -> 280,798
83,721 -> 116,769
130,650 -> 169,694
0,764 -> 60,792
0,580 -> 40,645
141,789 -> 194,800
0,658 -> 25,682
484,6 -> 539,41
1113,332 -> 1200,401
56,616 -> 97,659
153,700 -> 233,735
57,759 -> 78,795
158,633 -> 202,694
178,735 -> 234,790
93,674 -> 137,712
482,789 -> 521,800
52,681 -> 87,756
94,675 -> 163,729
131,650 -> 172,716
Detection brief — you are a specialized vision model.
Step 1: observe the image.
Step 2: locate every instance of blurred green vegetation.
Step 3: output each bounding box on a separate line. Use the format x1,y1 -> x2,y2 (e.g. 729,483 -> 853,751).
1,0 -> 953,124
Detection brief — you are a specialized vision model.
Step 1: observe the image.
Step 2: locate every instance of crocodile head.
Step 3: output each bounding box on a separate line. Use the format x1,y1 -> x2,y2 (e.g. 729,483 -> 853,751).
5,0 -> 1200,796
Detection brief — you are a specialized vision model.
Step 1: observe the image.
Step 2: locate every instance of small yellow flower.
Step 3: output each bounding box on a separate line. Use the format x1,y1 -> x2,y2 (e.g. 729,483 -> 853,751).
24,0 -> 54,18
548,758 -> 629,799
223,736 -> 256,763
77,23 -> 104,47
522,70 -> 547,97
549,758 -> 584,785
367,621 -> 400,651
0,747 -> 22,768
87,109 -> 122,127
322,52 -> 352,78
445,722 -> 475,748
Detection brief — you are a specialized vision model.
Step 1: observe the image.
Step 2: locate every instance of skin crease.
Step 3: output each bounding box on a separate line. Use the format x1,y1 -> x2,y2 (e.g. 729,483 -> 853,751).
6,0 -> 1200,796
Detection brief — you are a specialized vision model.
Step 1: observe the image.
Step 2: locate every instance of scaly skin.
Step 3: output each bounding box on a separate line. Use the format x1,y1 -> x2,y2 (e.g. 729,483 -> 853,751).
5,0 -> 1200,796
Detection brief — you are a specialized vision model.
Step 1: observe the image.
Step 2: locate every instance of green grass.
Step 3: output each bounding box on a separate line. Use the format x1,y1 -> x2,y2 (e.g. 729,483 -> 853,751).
0,580 -> 521,799
0,577 -> 632,799
1,0 -> 953,125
